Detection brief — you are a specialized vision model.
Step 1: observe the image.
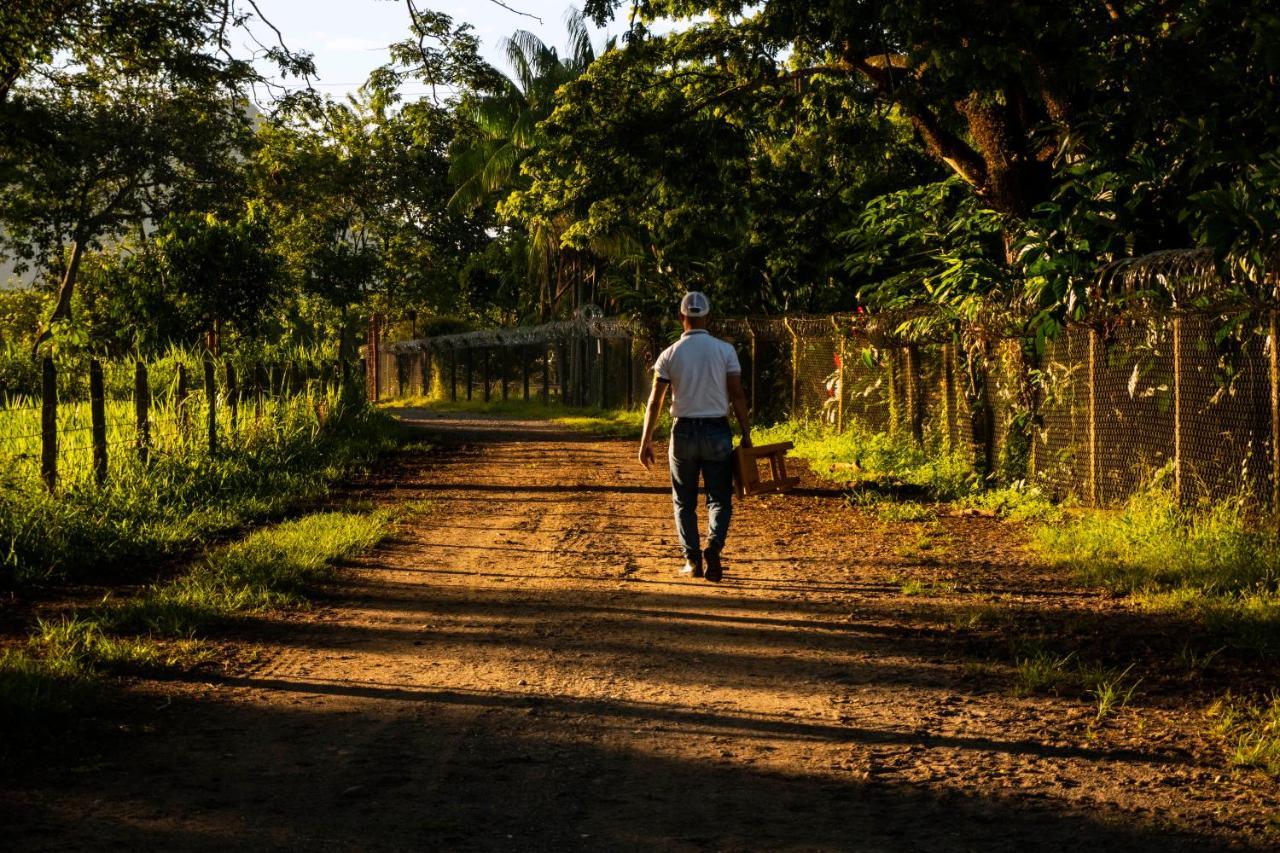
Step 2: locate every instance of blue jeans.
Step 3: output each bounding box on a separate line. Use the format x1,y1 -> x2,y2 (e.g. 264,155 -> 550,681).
668,417 -> 734,562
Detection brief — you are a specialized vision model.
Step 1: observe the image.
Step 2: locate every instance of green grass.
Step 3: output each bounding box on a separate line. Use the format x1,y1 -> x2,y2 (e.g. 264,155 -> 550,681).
753,418 -> 974,500
1036,477 -> 1280,654
381,395 -> 660,439
957,483 -> 1062,522
103,507 -> 401,636
0,392 -> 398,586
1208,693 -> 1280,778
0,504 -> 407,757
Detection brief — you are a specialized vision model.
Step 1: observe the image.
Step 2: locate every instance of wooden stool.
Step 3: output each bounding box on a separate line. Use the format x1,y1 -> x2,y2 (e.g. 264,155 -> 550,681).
732,441 -> 800,497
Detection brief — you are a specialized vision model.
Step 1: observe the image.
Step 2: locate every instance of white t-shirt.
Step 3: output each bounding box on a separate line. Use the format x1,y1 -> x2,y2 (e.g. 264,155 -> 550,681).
653,330 -> 742,418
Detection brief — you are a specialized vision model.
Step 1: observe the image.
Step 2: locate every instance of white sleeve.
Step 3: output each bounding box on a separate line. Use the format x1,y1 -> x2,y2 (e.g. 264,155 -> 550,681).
653,346 -> 672,381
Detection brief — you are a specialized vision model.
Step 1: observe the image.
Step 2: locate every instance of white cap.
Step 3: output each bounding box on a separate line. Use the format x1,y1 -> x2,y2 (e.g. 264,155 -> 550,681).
680,291 -> 710,317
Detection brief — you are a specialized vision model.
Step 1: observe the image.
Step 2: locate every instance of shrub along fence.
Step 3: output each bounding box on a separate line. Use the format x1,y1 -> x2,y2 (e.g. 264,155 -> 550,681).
0,350 -> 355,493
366,253 -> 1280,512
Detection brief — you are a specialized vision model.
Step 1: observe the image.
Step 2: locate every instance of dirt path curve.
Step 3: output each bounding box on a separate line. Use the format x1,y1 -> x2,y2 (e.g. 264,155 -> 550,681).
3,412 -> 1274,850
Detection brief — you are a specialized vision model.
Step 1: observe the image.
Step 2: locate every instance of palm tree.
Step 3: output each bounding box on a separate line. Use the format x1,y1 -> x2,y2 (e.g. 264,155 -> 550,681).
449,8 -> 605,319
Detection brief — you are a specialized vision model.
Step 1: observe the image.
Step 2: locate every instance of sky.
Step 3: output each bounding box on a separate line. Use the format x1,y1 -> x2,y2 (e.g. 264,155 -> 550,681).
248,0 -> 623,102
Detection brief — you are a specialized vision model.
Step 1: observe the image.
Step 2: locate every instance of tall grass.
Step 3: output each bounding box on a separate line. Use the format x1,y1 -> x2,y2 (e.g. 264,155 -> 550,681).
1037,476 -> 1280,654
0,384 -> 396,585
753,418 -> 975,499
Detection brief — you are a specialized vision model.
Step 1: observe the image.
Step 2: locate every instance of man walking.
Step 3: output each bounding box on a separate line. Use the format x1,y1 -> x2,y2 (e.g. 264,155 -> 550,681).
638,292 -> 752,582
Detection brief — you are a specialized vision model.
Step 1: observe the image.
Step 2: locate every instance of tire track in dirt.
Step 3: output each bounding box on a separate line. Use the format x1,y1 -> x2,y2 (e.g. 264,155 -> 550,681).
2,411 -> 1275,851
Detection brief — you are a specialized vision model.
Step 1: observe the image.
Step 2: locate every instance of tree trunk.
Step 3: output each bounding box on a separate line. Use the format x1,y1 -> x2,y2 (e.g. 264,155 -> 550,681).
33,238 -> 85,354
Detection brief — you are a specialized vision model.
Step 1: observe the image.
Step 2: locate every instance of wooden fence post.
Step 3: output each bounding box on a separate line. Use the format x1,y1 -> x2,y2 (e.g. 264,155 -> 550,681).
135,360 -> 150,465
40,356 -> 56,492
450,349 -> 458,402
89,358 -> 107,486
176,363 -> 190,436
748,321 -> 758,417
204,352 -> 218,456
906,344 -> 924,446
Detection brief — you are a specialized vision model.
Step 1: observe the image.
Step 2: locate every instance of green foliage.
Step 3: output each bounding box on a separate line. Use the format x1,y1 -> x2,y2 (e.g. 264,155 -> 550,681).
1037,478 -> 1280,594
754,418 -> 974,500
0,401 -> 397,586
1209,693 -> 1280,779
1038,476 -> 1280,654
957,484 -> 1061,522
104,508 -> 398,636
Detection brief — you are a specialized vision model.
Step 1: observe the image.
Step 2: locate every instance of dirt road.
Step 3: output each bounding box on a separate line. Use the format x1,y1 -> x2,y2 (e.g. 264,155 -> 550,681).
3,412 -> 1275,850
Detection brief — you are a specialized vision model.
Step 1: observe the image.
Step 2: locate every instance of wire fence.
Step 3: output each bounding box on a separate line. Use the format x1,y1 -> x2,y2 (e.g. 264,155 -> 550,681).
0,351 -> 358,493
366,266 -> 1280,512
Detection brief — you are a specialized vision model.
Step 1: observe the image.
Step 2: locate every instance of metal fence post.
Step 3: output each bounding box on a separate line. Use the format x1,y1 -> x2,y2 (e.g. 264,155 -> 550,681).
90,358 -> 107,485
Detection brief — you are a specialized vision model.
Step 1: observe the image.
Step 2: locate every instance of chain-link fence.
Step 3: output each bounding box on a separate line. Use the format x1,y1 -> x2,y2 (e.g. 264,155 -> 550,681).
366,256 -> 1280,511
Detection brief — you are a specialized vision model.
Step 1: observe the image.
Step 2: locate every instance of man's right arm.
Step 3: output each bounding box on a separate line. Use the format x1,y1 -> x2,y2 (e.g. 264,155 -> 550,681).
638,376 -> 668,468
727,373 -> 751,447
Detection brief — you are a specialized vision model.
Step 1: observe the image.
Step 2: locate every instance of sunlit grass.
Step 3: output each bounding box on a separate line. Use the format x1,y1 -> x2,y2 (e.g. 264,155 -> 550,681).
753,418 -> 975,500
1036,476 -> 1280,654
0,394 -> 395,586
1208,693 -> 1280,778
0,504 -> 409,754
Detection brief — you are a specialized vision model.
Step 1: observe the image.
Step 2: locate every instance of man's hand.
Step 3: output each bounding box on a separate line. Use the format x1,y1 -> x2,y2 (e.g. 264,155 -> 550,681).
638,441 -> 656,468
